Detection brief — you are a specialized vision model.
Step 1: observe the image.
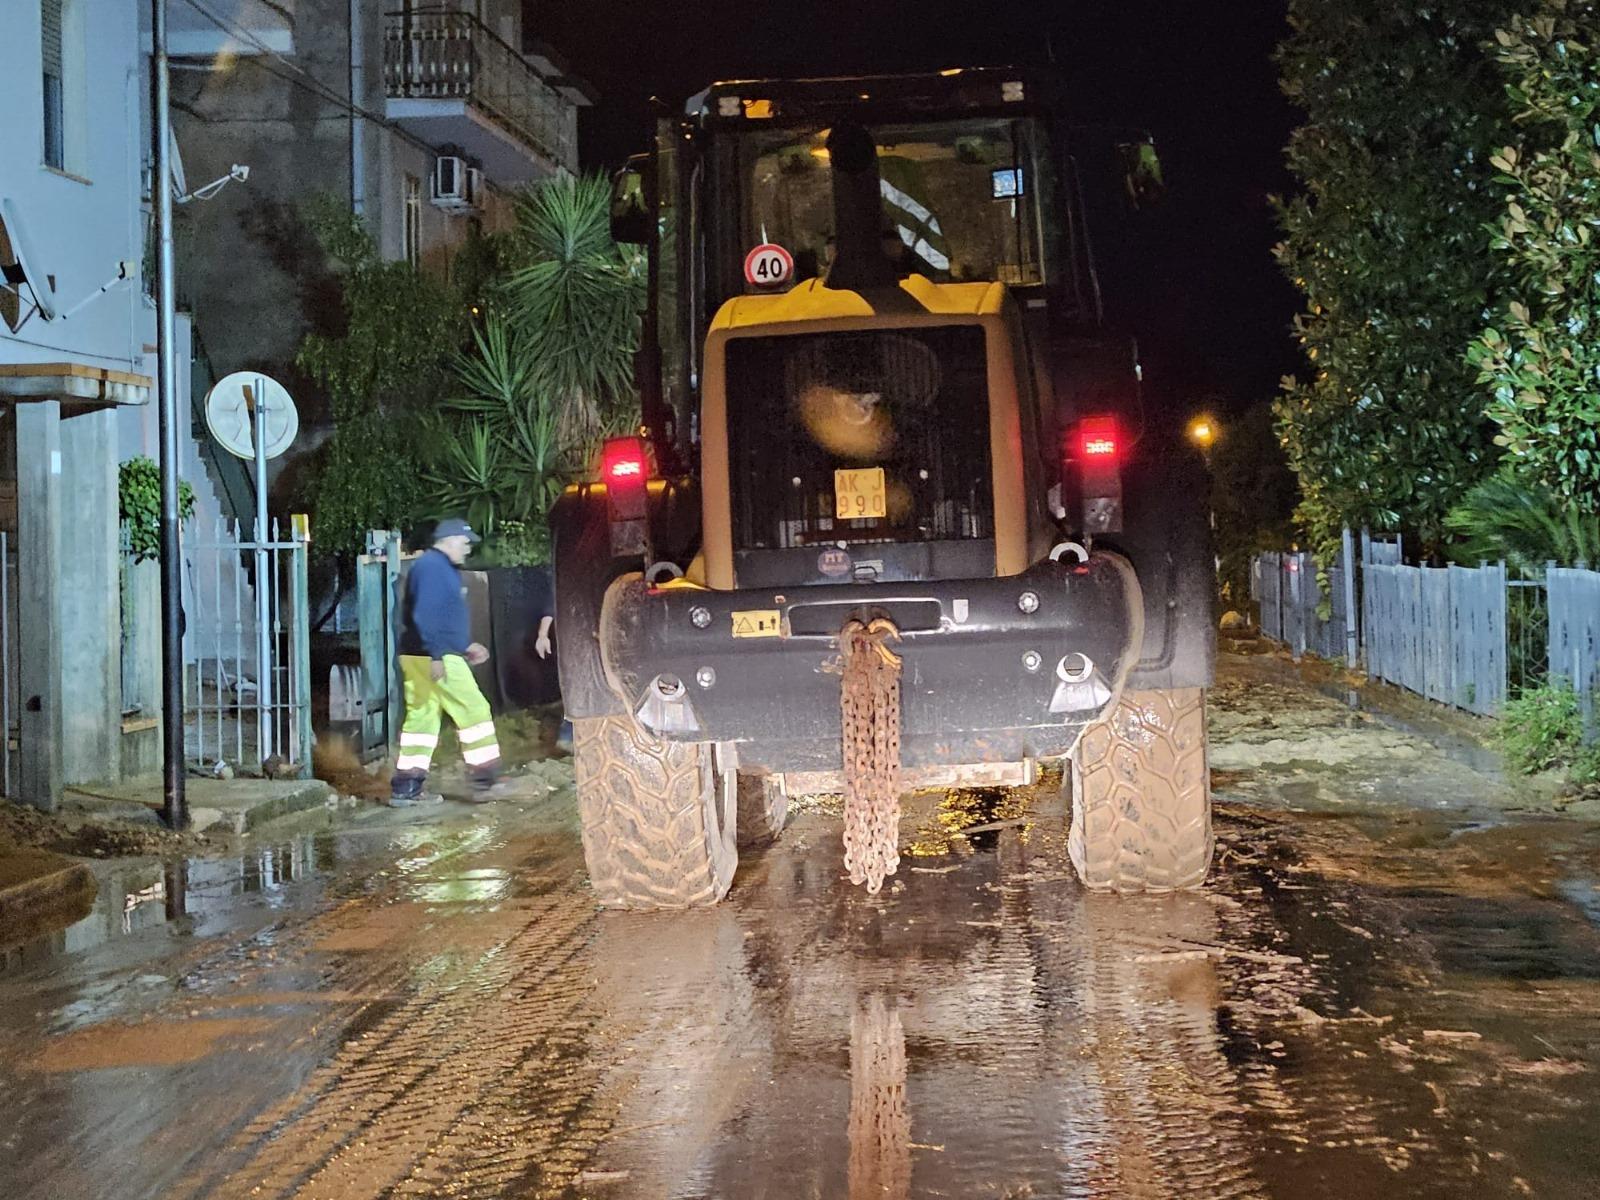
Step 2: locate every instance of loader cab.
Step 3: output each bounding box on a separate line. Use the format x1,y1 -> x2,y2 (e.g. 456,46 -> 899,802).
613,70 -> 1157,472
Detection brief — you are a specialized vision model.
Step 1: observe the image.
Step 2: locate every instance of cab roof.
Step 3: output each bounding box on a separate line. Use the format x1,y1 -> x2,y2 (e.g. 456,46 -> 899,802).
686,67 -> 1057,124
710,276 -> 1009,332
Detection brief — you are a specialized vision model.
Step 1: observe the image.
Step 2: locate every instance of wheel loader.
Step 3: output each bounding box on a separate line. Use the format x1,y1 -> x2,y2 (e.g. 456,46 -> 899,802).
551,68 -> 1215,909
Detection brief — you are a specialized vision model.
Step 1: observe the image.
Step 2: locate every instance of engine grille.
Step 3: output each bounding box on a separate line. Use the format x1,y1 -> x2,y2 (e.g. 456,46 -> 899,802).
725,326 -> 993,551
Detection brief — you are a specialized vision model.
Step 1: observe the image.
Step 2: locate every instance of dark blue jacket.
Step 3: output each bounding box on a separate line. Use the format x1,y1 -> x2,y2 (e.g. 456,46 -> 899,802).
399,548 -> 471,660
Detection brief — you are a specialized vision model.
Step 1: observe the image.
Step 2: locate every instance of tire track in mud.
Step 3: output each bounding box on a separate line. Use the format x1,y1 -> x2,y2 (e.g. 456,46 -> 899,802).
1041,891 -> 1270,1200
177,877 -> 609,1200
152,817 -> 619,1200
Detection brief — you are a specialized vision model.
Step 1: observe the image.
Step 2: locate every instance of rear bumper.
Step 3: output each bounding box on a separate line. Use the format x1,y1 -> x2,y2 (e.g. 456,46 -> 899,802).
599,553 -> 1143,774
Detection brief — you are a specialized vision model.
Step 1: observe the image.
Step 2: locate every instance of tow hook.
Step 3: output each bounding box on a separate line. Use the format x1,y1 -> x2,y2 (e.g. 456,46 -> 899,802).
635,673 -> 703,735
1049,653 -> 1112,714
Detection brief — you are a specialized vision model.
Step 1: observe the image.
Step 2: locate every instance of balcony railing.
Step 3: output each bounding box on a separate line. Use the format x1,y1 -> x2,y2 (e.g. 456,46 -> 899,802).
383,8 -> 575,171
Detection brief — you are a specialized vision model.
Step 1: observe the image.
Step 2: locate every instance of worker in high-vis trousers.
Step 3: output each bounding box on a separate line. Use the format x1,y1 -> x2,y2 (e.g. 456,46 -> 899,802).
389,518 -> 510,806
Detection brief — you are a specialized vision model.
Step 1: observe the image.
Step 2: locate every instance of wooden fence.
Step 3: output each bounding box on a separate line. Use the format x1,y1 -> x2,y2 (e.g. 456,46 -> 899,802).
1548,567 -> 1600,733
1254,540 -> 1599,732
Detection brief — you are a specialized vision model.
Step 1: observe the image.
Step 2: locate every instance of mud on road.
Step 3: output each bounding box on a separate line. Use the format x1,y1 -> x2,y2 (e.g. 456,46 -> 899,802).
2,652 -> 1599,1199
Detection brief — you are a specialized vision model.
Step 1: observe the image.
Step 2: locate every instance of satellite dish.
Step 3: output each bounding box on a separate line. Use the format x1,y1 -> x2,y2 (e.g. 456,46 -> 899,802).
168,128 -> 188,199
205,372 -> 299,460
0,196 -> 58,325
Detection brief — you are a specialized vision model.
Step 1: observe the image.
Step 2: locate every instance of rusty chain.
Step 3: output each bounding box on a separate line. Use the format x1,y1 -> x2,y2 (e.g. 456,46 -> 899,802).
838,618 -> 903,893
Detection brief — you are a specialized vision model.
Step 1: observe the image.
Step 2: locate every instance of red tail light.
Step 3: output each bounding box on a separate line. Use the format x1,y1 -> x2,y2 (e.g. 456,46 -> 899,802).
1075,415 -> 1121,463
601,437 -> 649,483
1067,414 -> 1124,535
600,435 -> 652,526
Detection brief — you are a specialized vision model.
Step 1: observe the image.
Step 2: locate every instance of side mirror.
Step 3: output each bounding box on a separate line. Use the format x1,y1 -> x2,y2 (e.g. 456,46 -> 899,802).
609,162 -> 652,245
1117,140 -> 1164,210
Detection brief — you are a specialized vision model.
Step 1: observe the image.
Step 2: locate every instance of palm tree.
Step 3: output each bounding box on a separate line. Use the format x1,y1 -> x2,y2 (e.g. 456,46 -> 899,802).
1444,475 -> 1600,573
426,173 -> 645,555
501,173 -> 645,446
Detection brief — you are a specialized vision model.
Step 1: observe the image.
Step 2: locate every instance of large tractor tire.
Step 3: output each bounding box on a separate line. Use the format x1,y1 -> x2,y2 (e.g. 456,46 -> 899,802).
1067,687 -> 1213,893
736,774 -> 789,848
573,715 -> 737,910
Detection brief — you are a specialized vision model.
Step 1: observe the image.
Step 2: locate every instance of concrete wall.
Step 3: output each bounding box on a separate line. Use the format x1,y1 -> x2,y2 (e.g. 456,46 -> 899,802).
58,407 -> 121,786
0,0 -> 146,373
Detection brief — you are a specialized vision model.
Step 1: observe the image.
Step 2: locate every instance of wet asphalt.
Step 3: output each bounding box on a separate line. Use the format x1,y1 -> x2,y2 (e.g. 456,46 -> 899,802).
2,652 -> 1599,1199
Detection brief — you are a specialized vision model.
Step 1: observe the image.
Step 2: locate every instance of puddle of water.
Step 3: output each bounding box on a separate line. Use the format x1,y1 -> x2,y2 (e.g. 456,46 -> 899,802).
0,818 -> 508,977
407,867 -> 512,905
1557,876 -> 1600,928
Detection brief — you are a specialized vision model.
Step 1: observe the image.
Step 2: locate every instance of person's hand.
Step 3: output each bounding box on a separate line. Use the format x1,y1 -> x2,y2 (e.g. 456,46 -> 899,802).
466,642 -> 490,666
535,633 -> 552,659
430,659 -> 446,682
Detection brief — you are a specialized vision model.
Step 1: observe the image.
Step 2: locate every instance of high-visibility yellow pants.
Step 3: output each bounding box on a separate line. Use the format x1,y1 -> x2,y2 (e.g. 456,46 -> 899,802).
392,655 -> 500,781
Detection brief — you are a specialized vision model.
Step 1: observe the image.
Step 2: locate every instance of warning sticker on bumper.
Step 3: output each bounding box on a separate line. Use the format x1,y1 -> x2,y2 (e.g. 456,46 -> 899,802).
731,609 -> 782,638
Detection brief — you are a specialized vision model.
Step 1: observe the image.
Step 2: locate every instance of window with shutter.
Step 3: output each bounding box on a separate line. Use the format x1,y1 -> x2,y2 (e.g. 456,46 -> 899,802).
41,0 -> 64,169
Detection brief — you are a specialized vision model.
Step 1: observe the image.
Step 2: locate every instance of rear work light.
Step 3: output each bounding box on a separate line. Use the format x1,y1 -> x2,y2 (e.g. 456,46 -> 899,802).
1067,414 -> 1124,535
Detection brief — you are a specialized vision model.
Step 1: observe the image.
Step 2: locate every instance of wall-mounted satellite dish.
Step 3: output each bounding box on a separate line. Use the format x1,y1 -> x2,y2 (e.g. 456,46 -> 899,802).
0,196 -> 58,328
205,372 -> 299,460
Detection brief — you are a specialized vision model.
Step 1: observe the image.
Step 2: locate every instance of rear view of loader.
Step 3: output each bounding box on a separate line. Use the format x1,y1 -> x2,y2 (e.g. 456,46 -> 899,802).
552,69 -> 1215,909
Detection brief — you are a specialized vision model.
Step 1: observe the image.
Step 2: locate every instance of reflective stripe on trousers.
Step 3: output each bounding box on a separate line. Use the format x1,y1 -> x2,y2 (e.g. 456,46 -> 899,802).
392,655 -> 499,778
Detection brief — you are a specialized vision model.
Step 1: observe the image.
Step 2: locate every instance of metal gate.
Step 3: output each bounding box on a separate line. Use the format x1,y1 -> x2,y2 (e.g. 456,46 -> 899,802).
355,531 -> 403,762
183,517 -> 312,775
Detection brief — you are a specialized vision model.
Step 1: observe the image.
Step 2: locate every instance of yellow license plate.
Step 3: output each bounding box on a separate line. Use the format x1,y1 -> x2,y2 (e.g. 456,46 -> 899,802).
731,609 -> 782,638
834,467 -> 887,520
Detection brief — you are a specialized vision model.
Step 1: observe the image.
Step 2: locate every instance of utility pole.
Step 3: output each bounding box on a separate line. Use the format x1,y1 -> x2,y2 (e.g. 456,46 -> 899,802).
152,0 -> 187,828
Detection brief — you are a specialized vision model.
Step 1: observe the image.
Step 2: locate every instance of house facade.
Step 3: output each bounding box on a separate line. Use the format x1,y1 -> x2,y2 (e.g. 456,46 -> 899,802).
152,0 -> 590,442
0,0 -> 159,809
1,2 -> 588,810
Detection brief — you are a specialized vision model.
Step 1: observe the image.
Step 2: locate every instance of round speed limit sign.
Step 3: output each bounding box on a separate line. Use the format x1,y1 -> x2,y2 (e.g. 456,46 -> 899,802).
743,243 -> 794,288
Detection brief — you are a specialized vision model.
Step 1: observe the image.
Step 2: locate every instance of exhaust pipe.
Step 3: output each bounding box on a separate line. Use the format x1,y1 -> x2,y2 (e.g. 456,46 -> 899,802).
825,121 -> 901,293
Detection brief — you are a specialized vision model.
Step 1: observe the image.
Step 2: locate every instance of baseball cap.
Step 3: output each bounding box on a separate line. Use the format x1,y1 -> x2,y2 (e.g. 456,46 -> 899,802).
433,517 -> 481,543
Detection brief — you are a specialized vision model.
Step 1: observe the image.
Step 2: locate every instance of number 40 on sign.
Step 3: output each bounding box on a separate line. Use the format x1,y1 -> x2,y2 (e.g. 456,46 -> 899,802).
744,243 -> 794,288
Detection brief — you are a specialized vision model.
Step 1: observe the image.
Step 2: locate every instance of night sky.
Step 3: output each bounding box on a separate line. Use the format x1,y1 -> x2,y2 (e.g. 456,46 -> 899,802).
529,0 -> 1304,421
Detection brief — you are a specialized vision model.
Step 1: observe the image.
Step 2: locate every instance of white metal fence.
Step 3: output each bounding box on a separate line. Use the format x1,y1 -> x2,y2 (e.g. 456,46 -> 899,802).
1253,537 -> 1600,731
182,518 -> 312,775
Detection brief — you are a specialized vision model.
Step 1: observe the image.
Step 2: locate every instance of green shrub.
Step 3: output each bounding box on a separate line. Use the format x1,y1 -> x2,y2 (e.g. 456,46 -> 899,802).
474,519 -> 550,568
119,456 -> 196,563
1499,682 -> 1586,774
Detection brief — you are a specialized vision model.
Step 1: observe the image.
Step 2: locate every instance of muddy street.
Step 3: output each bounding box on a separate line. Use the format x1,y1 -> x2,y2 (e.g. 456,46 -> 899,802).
3,652 -> 1599,1200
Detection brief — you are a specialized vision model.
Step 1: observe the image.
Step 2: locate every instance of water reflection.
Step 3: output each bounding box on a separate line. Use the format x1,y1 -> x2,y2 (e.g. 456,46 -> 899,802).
849,992 -> 910,1200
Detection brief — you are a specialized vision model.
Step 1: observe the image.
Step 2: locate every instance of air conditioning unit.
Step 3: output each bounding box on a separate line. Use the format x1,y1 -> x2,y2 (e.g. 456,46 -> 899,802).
465,167 -> 484,212
430,155 -> 469,211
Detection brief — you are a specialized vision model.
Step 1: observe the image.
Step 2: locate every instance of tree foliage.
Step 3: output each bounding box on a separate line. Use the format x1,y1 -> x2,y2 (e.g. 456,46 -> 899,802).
293,196 -> 471,557
499,174 -> 645,445
1274,0 -> 1519,558
1443,473 -> 1600,569
1210,405 -> 1300,608
1469,1 -> 1600,510
119,456 -> 196,564
424,174 -> 644,564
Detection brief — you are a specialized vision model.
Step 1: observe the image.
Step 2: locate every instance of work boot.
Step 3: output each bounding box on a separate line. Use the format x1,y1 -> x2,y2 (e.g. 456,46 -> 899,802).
467,774 -> 518,803
388,772 -> 442,808
389,791 -> 444,808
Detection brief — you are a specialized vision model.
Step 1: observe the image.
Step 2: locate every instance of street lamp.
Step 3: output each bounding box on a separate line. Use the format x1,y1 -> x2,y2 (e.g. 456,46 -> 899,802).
1187,413 -> 1218,458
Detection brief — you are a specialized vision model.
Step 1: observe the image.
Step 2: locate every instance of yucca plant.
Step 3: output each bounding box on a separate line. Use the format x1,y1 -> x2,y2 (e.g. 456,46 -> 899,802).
1443,474 -> 1600,572
425,314 -> 566,554
501,173 -> 645,446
